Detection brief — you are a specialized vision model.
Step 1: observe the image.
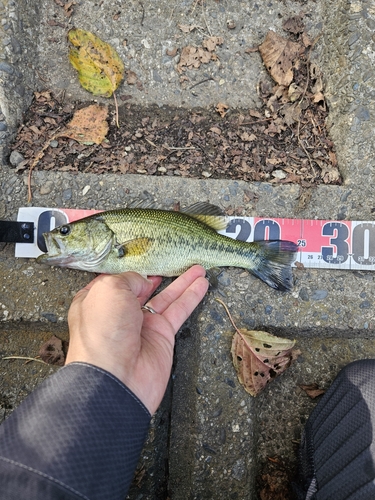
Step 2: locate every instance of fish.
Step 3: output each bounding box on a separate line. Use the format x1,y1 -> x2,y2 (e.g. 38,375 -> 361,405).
36,202 -> 298,291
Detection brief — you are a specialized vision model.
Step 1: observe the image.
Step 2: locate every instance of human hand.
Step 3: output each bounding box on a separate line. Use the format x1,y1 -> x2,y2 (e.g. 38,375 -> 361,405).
66,265 -> 209,414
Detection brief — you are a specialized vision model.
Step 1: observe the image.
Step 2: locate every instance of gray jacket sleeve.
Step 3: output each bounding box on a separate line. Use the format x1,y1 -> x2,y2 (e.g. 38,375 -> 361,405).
0,362 -> 151,500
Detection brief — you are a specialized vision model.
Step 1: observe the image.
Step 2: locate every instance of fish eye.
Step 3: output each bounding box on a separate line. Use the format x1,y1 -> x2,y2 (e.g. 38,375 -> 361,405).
59,225 -> 71,236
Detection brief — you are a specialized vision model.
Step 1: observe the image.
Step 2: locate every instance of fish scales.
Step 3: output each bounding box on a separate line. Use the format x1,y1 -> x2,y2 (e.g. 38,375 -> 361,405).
101,208 -> 260,275
37,204 -> 298,291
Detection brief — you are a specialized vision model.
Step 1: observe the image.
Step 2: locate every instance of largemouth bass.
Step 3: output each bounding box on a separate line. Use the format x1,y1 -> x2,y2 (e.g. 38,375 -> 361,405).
37,203 -> 298,291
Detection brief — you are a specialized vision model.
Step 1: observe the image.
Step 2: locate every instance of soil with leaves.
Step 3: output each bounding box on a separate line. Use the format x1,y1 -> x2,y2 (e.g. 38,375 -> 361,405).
11,22 -> 340,187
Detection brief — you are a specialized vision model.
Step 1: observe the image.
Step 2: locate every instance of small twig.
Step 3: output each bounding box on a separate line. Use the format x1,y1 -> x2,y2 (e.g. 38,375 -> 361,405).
163,145 -> 196,151
139,1 -> 145,26
189,77 -> 214,90
83,161 -> 94,173
169,5 -> 176,21
239,117 -> 274,125
35,69 -> 49,83
145,138 -> 158,148
202,0 -> 212,36
113,91 -> 119,128
191,0 -> 200,14
2,356 -> 48,365
145,138 -> 195,152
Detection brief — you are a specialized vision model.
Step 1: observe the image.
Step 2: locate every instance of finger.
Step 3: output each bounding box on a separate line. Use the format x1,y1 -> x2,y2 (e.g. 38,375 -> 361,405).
147,265 -> 206,314
138,276 -> 162,305
160,276 -> 208,332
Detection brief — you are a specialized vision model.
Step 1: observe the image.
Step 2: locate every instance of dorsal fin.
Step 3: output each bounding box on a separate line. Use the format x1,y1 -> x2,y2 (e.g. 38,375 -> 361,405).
182,202 -> 228,231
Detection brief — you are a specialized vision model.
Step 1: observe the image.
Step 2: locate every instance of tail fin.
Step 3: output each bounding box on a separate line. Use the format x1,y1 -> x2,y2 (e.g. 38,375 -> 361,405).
250,240 -> 298,291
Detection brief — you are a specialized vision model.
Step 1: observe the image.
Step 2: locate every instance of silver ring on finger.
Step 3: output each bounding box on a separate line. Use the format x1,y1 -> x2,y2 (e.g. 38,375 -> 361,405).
141,305 -> 157,314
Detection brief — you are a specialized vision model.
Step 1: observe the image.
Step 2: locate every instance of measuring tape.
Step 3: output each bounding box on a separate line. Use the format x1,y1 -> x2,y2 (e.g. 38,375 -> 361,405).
14,207 -> 375,271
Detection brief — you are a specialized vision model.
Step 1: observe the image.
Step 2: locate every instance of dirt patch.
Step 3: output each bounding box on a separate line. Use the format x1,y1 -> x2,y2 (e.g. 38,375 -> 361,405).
10,91 -> 340,188
257,457 -> 298,500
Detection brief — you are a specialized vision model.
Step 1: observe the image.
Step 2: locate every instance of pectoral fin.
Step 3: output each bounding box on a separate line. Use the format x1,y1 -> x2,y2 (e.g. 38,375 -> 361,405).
116,237 -> 153,258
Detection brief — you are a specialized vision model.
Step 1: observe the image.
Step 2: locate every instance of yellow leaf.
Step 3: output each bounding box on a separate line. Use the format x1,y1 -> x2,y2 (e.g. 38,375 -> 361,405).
59,104 -> 109,144
68,28 -> 124,97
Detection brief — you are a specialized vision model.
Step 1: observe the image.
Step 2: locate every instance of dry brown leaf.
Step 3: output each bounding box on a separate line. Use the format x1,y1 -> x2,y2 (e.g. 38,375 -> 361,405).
177,38 -> 223,73
231,328 -> 300,396
282,16 -> 305,35
38,335 -> 68,366
302,32 -> 312,47
299,383 -> 325,399
288,83 -> 303,102
281,103 -> 302,126
64,1 -> 75,16
217,299 -> 300,396
240,132 -> 256,142
127,70 -> 138,85
315,159 -> 341,184
202,36 -> 224,52
178,23 -> 197,33
216,102 -> 229,117
59,104 -> 109,145
198,46 -> 212,64
313,91 -> 325,103
249,109 -> 263,118
210,126 -> 221,135
259,31 -> 300,86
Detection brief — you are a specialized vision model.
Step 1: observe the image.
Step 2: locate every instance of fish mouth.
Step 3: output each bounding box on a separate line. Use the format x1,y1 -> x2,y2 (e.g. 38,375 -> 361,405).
36,232 -> 77,266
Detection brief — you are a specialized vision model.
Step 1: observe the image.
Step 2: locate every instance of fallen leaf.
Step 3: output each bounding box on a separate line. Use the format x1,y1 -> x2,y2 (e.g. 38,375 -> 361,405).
202,36 -> 224,52
299,383 -> 325,399
259,31 -> 300,86
217,299 -> 300,396
302,32 -> 312,47
64,1 -> 75,17
282,16 -> 305,35
177,38 -> 223,73
216,102 -> 229,117
288,82 -> 303,102
68,28 -> 124,97
38,335 -> 68,366
210,126 -> 222,135
310,63 -> 324,93
240,132 -> 256,142
249,109 -> 262,118
126,70 -> 138,85
245,46 -> 259,54
58,104 -> 109,145
178,23 -> 197,33
313,91 -> 325,104
281,103 -> 301,126
232,328 -> 300,396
